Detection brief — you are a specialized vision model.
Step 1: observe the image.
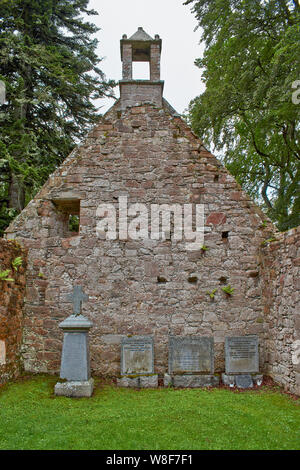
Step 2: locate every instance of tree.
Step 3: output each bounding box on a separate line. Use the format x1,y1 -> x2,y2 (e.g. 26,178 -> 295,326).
0,0 -> 115,236
185,0 -> 300,231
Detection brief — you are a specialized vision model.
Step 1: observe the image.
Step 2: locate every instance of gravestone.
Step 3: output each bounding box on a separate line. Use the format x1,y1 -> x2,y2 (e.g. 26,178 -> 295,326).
225,336 -> 259,374
169,336 -> 214,374
55,285 -> 94,397
117,336 -> 158,388
235,374 -> 253,389
166,336 -> 219,388
222,336 -> 262,388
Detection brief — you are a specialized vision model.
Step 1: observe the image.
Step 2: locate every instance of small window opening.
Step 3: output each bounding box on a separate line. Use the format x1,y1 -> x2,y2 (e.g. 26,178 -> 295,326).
222,231 -> 229,241
52,198 -> 80,236
214,174 -> 219,182
157,276 -> 167,283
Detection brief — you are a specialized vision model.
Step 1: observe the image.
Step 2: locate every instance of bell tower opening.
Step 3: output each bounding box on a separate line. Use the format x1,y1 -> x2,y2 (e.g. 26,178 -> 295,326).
119,27 -> 164,109
132,62 -> 150,80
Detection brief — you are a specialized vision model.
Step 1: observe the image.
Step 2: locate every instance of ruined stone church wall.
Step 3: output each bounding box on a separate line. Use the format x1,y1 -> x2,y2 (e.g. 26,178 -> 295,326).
0,239 -> 27,384
261,226 -> 300,395
5,104 -> 273,378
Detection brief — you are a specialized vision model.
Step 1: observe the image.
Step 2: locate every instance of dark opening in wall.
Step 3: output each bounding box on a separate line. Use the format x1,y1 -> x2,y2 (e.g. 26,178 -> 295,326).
222,231 -> 229,241
214,174 -> 219,182
188,276 -> 198,284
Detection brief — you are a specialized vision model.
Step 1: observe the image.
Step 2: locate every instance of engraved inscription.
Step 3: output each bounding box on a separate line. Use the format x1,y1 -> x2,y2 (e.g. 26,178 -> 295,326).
121,337 -> 154,376
225,336 -> 259,374
169,337 -> 214,374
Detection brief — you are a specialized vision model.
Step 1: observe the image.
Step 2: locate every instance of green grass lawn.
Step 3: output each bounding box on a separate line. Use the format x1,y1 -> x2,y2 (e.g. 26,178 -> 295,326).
0,375 -> 299,450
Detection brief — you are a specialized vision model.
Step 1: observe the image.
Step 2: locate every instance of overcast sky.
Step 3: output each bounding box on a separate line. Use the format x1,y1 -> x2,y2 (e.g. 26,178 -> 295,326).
88,0 -> 205,115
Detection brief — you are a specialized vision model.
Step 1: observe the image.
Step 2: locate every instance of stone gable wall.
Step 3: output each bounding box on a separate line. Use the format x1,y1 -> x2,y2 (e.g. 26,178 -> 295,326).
0,239 -> 27,384
261,227 -> 300,395
5,103 -> 274,378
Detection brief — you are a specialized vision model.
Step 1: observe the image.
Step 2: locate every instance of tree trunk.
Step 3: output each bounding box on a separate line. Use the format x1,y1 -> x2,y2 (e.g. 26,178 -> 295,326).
8,173 -> 25,212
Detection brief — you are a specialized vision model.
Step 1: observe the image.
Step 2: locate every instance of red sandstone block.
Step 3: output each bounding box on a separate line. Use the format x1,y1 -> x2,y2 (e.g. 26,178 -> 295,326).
206,212 -> 227,225
131,107 -> 146,114
230,191 -> 242,201
61,239 -> 71,249
33,259 -> 46,267
126,180 -> 139,188
190,194 -> 201,203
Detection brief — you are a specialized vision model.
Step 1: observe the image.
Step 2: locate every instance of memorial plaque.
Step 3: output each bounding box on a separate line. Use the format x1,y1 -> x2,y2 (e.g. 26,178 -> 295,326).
235,374 -> 253,389
168,336 -> 214,374
225,336 -> 259,374
121,336 -> 154,376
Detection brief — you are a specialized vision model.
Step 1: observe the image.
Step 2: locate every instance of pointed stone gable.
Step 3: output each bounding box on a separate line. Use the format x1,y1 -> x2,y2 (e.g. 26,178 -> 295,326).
5,29 -> 276,379
129,27 -> 154,41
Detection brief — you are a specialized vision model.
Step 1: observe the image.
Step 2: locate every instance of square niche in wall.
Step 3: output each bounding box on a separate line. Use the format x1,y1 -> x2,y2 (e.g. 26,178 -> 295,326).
52,197 -> 80,236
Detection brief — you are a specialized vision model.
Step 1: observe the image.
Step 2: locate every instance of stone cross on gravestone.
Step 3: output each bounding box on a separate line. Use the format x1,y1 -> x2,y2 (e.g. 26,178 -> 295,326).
68,285 -> 89,315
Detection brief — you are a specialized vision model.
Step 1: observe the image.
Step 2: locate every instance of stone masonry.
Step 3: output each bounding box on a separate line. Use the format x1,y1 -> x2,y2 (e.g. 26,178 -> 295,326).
0,239 -> 27,384
261,227 -> 300,395
3,28 -> 299,394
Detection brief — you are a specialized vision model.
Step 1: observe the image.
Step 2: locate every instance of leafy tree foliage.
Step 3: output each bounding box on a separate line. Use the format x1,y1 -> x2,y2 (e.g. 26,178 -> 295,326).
185,0 -> 300,230
0,0 -> 115,236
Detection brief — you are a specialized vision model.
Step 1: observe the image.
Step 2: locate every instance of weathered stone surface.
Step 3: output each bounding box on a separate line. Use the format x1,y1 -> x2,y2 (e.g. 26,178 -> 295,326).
235,374 -> 253,389
59,314 -> 93,382
221,373 -> 235,387
68,286 -> 89,315
169,336 -> 214,374
163,373 -> 172,387
2,30 -> 300,397
0,239 -> 27,385
140,375 -> 158,388
253,374 -> 263,386
261,226 -> 300,396
54,378 -> 94,397
222,373 -> 262,388
225,336 -> 259,374
121,336 -> 154,376
117,376 -> 139,388
4,94 -> 272,377
117,375 -> 158,388
172,374 -> 219,388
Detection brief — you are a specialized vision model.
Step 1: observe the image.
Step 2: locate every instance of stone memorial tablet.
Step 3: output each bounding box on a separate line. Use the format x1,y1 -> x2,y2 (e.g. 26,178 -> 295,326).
235,374 -> 253,389
168,336 -> 214,374
121,336 -> 154,376
225,336 -> 259,374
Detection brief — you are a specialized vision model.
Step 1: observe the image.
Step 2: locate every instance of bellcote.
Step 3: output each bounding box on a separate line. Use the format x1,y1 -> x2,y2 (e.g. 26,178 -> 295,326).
119,27 -> 164,109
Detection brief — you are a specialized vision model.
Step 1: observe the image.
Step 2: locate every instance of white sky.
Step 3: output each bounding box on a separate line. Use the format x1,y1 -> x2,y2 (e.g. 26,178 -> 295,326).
88,0 -> 205,115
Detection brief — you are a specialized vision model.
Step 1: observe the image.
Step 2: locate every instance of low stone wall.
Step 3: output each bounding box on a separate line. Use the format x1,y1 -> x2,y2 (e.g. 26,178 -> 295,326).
261,226 -> 300,395
0,239 -> 27,385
